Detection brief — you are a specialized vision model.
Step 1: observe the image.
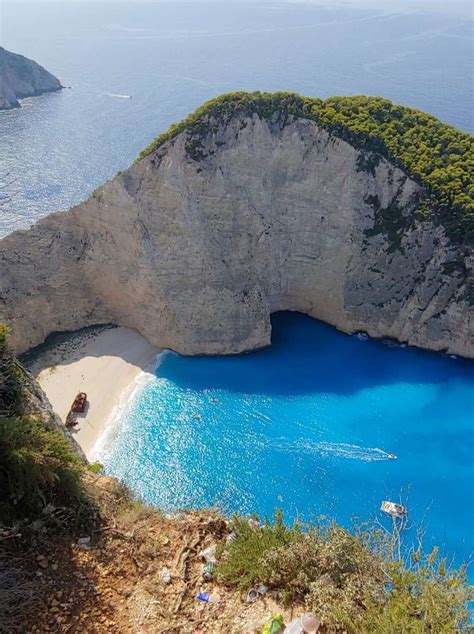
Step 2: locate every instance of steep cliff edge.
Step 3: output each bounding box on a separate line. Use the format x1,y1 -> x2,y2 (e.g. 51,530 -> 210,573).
0,93 -> 472,356
0,47 -> 62,110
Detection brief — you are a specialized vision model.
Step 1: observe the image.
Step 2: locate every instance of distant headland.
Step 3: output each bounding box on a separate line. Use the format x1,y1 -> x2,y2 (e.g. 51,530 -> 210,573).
0,47 -> 62,110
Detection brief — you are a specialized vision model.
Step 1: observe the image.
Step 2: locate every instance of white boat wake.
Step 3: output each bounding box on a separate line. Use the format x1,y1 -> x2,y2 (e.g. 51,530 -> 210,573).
100,92 -> 132,99
274,438 -> 394,462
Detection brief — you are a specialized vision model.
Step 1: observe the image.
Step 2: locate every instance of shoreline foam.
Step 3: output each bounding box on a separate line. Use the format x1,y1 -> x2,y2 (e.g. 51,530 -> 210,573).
30,326 -> 159,460
90,349 -> 170,461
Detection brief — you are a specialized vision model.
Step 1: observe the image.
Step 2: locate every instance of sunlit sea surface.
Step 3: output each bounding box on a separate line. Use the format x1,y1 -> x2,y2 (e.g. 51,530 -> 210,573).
96,313 -> 474,571
1,1 -> 473,236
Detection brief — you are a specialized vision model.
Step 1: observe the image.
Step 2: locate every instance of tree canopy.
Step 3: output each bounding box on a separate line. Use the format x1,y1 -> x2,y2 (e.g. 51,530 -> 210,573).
139,92 -> 474,242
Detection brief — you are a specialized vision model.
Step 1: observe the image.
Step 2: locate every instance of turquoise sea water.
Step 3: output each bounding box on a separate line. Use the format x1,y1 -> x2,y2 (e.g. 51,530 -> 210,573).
97,313 -> 474,571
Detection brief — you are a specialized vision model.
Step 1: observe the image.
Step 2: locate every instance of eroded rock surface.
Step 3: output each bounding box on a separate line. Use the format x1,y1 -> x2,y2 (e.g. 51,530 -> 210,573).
1,114 -> 472,356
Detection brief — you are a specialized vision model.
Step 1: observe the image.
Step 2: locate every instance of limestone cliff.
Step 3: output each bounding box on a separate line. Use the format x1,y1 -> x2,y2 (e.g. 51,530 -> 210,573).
20,363 -> 87,461
0,47 -> 62,110
0,94 -> 472,357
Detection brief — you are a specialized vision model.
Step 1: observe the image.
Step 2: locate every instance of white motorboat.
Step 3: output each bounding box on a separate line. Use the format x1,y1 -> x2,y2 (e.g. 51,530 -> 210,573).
381,500 -> 407,519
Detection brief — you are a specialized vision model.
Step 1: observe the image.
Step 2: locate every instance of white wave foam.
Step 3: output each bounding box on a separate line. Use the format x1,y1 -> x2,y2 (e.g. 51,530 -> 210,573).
90,350 -> 169,461
154,349 -> 171,371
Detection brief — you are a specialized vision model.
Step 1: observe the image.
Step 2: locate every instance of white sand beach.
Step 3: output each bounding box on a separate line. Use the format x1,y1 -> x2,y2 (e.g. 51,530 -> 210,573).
29,326 -> 159,459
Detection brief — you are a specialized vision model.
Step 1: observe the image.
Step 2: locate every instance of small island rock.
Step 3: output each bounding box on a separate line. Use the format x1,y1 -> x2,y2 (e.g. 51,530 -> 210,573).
0,47 -> 62,110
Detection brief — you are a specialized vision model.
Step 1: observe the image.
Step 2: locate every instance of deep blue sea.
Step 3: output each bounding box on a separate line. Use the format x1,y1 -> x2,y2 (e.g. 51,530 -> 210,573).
96,313 -> 474,571
1,1 -> 473,573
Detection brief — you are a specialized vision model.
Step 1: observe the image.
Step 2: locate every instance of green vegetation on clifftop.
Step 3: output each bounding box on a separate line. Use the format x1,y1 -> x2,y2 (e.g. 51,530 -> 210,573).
139,92 -> 474,242
218,511 -> 472,632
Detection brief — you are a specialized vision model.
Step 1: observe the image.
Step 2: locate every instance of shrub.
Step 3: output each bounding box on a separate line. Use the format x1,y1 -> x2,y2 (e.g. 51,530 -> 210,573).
0,324 -> 23,417
217,509 -> 301,588
217,512 -> 472,632
358,549 -> 471,633
262,523 -> 386,627
0,325 -> 85,521
87,462 -> 104,475
0,416 -> 84,520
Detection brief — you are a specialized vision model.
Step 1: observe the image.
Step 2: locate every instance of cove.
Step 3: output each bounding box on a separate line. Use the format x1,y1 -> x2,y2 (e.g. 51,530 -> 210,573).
97,313 -> 474,571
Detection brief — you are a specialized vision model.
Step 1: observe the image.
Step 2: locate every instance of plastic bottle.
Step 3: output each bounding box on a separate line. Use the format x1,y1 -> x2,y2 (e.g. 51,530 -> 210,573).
301,613 -> 320,632
285,612 -> 320,633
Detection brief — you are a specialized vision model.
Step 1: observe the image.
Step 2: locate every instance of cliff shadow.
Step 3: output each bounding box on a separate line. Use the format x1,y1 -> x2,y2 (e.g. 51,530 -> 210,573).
20,323 -> 157,376
156,312 -> 474,397
19,313 -> 474,399
0,492 -> 107,632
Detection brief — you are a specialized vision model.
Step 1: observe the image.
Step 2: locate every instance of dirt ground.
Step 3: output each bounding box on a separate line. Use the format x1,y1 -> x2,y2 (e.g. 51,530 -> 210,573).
2,474 -> 298,633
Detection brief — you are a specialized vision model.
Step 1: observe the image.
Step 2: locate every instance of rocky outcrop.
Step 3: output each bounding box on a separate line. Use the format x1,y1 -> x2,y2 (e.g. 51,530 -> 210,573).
0,47 -> 62,110
0,109 -> 472,357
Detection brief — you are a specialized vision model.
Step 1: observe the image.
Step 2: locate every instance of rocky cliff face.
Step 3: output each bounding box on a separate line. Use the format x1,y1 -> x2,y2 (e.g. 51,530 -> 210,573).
0,112 -> 472,357
0,47 -> 62,110
20,365 -> 87,461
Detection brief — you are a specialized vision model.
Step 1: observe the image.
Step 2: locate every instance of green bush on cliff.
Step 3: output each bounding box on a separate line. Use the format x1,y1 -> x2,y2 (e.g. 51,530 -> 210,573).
138,92 -> 474,242
0,325 -> 84,520
0,324 -> 23,417
216,509 -> 301,588
217,511 -> 471,632
360,548 -> 471,633
0,416 -> 83,519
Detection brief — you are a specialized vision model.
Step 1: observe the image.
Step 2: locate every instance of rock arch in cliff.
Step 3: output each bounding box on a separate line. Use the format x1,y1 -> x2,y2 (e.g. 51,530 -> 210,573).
1,95 -> 472,357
